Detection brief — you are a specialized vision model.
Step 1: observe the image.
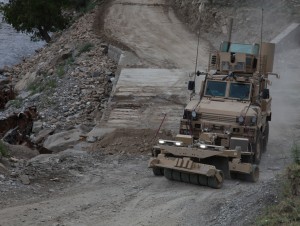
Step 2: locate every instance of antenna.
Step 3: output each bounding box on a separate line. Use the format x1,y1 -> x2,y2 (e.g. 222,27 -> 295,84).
259,7 -> 264,74
194,28 -> 201,89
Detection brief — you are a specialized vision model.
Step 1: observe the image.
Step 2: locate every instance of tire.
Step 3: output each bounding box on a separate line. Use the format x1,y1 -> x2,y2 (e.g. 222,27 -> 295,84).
180,172 -> 190,183
172,170 -> 181,181
262,122 -> 269,153
253,131 -> 263,164
244,165 -> 259,182
152,167 -> 164,176
198,175 -> 208,186
164,168 -> 173,180
190,174 -> 199,185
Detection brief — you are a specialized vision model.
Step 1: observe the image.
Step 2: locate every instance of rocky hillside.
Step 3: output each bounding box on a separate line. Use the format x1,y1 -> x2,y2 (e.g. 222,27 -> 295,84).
0,3 -> 117,147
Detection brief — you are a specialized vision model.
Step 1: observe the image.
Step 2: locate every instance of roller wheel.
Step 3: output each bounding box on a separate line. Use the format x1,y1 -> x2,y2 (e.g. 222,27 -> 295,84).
164,168 -> 173,180
152,167 -> 164,176
172,170 -> 181,181
198,175 -> 208,186
180,172 -> 190,183
207,170 -> 224,189
190,174 -> 199,185
244,165 -> 259,182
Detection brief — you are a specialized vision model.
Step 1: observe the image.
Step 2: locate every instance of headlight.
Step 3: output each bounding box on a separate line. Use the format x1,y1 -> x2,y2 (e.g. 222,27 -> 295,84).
200,144 -> 206,149
158,140 -> 165,144
251,116 -> 257,124
237,116 -> 244,124
203,127 -> 210,132
224,128 -> 231,135
175,142 -> 182,146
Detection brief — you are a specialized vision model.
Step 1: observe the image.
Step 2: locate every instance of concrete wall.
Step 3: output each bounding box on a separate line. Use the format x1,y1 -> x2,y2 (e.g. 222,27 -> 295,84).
107,45 -> 123,64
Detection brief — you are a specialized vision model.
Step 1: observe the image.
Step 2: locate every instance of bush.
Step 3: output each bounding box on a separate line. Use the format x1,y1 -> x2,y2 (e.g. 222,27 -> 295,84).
77,42 -> 94,56
256,145 -> 300,225
10,98 -> 23,108
0,141 -> 9,157
292,142 -> 300,165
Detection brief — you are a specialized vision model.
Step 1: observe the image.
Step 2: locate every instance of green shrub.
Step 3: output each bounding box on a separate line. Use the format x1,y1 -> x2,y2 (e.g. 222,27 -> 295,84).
256,145 -> 300,225
46,78 -> 57,89
10,98 -> 23,108
292,142 -> 300,165
77,42 -> 94,56
57,65 -> 65,78
65,56 -> 75,66
27,82 -> 41,94
0,141 -> 9,157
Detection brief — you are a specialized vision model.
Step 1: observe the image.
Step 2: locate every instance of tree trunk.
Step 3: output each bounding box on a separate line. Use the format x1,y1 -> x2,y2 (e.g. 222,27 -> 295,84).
38,27 -> 51,43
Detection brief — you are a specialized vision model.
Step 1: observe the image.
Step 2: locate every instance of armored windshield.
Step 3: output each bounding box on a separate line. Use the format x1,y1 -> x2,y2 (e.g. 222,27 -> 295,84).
220,42 -> 260,55
229,83 -> 251,100
205,81 -> 227,97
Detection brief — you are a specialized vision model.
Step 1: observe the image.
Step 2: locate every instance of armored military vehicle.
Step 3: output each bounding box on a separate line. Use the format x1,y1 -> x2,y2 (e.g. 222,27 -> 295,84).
149,39 -> 278,188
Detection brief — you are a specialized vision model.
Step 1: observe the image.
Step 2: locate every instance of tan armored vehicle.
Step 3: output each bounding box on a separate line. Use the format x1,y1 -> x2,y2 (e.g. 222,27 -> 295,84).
149,40 -> 278,188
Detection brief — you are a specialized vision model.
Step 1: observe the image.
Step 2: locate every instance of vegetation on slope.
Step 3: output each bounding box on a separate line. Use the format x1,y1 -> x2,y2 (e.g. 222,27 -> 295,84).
257,143 -> 300,226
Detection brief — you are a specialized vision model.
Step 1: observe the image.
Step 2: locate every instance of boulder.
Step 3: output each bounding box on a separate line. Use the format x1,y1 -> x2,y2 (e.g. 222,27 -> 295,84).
43,129 -> 82,152
15,72 -> 37,92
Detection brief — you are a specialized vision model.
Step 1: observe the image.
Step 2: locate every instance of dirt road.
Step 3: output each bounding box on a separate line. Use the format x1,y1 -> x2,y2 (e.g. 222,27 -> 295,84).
104,0 -> 210,70
0,0 -> 299,225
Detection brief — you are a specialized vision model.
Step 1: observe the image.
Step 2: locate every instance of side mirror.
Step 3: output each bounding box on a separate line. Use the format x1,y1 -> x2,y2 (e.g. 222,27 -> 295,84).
188,81 -> 195,91
262,88 -> 269,99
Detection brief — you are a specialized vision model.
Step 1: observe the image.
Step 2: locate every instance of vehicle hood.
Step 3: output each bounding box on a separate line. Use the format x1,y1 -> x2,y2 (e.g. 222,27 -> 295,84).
186,99 -> 257,116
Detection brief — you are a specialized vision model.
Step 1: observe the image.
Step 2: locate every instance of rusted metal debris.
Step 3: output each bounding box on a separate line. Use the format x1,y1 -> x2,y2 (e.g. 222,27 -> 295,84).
0,106 -> 37,145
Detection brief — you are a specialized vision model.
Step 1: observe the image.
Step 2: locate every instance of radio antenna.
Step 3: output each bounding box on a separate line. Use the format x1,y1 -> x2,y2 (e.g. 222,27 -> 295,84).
259,7 -> 264,74
193,28 -> 201,92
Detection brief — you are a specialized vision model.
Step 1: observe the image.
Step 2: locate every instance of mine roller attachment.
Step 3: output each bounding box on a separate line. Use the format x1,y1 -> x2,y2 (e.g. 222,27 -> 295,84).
163,169 -> 224,188
149,154 -> 225,189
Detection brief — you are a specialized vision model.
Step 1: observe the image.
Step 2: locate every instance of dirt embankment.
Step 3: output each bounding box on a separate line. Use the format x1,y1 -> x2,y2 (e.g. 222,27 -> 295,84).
92,128 -> 173,155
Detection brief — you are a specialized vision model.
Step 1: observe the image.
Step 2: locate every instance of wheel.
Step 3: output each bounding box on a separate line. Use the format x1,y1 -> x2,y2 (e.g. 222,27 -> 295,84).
180,172 -> 190,183
262,122 -> 269,153
164,168 -> 173,180
244,165 -> 259,182
190,174 -> 199,185
253,132 -> 263,164
152,167 -> 164,176
230,172 -> 237,180
198,175 -> 208,186
207,170 -> 224,189
172,170 -> 181,181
